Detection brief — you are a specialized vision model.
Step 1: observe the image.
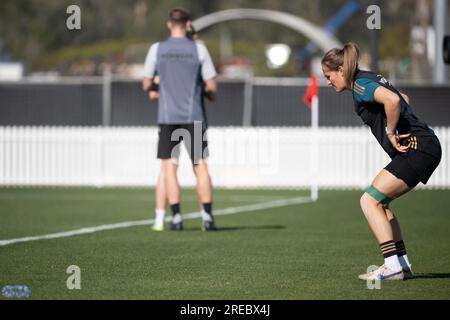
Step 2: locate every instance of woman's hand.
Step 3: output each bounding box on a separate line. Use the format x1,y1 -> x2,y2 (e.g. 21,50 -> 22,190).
387,132 -> 411,153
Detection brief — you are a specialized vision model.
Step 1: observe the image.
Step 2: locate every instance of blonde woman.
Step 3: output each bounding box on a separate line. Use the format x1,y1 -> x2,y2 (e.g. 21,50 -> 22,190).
321,43 -> 441,281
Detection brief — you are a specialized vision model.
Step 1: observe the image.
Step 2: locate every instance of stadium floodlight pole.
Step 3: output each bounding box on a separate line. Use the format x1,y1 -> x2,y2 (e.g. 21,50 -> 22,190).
311,95 -> 319,202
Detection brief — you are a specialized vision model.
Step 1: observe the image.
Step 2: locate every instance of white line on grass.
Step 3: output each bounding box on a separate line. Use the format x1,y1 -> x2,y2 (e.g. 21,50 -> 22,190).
0,193 -> 289,203
0,196 -> 312,247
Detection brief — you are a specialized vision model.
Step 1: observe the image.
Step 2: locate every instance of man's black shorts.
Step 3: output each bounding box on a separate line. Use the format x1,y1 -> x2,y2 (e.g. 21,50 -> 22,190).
385,135 -> 441,188
157,123 -> 209,164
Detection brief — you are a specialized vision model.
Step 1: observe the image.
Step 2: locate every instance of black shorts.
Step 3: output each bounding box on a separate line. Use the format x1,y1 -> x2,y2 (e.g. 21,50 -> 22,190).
157,123 -> 209,164
385,136 -> 441,188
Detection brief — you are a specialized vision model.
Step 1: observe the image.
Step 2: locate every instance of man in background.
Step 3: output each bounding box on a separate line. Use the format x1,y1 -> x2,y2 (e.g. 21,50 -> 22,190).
143,8 -> 218,231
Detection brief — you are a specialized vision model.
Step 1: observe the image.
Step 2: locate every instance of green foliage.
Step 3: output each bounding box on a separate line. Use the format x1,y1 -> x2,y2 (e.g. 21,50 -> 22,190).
0,0 -> 417,76
34,40 -> 131,71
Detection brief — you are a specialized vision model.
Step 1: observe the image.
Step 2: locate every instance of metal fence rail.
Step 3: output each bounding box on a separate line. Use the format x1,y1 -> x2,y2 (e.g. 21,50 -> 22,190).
1,126 -> 448,189
1,77 -> 450,127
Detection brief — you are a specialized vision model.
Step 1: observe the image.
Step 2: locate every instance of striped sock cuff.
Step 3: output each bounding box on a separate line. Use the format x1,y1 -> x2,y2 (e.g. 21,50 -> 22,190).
380,240 -> 397,258
395,240 -> 407,256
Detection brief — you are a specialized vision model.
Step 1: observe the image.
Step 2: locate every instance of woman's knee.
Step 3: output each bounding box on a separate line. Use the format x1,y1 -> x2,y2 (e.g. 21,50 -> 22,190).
360,192 -> 375,210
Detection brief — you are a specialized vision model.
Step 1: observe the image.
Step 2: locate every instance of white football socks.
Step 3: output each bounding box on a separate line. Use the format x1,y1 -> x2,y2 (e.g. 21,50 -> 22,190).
384,255 -> 402,271
154,208 -> 165,225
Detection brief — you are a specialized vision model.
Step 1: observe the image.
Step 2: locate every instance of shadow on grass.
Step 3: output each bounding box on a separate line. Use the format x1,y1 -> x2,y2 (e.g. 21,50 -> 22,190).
413,273 -> 450,279
180,225 -> 286,232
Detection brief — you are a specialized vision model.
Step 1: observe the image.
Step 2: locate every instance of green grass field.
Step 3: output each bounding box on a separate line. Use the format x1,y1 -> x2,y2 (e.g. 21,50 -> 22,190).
0,187 -> 449,300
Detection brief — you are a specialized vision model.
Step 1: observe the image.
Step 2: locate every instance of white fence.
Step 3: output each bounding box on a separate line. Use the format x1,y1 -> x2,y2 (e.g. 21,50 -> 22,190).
0,126 -> 449,189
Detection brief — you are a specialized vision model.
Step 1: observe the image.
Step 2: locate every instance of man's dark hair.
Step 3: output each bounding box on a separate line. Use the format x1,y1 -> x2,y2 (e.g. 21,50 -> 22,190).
168,7 -> 190,26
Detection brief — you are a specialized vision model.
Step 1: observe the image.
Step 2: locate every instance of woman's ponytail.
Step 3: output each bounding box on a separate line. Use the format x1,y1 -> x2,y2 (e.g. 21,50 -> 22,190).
342,43 -> 360,89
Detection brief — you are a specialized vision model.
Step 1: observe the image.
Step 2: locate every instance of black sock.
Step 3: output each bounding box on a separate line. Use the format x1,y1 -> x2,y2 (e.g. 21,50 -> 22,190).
379,240 -> 397,258
203,202 -> 212,216
170,203 -> 181,216
395,240 -> 407,256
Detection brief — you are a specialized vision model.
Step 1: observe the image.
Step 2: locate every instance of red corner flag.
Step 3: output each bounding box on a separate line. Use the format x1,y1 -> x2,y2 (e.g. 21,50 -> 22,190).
303,75 -> 318,109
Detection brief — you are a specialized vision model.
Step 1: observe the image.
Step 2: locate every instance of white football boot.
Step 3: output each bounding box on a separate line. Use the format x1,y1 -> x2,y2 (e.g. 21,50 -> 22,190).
359,264 -> 404,281
151,222 -> 164,231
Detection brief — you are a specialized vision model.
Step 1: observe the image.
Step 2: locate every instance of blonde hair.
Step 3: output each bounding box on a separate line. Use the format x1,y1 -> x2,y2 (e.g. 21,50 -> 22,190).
321,42 -> 360,89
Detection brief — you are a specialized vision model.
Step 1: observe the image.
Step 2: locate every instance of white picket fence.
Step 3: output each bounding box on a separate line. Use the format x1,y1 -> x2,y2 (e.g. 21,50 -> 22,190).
0,126 -> 448,189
